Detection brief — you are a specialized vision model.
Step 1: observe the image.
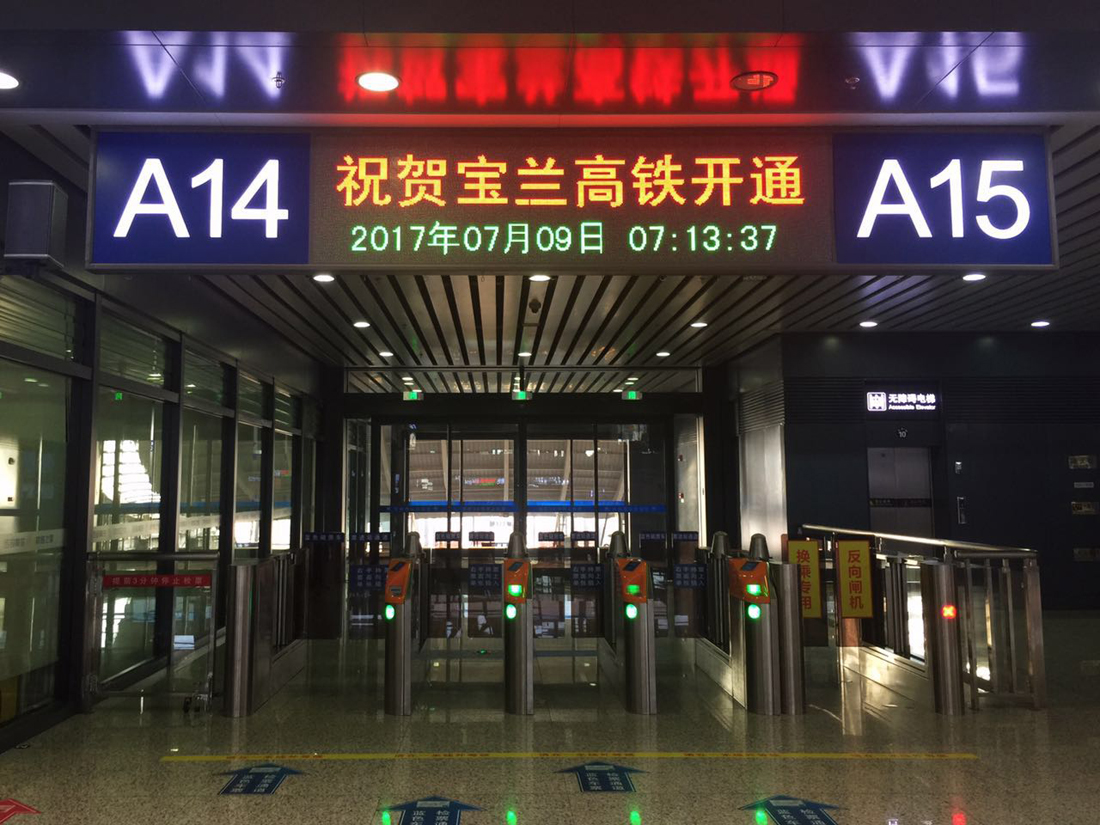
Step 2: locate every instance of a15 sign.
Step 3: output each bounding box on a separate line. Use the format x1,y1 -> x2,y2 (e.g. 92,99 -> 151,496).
834,133 -> 1053,266
91,132 -> 310,265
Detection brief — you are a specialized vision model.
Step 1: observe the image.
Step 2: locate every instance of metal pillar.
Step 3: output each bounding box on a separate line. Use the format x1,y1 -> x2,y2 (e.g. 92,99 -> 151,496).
503,532 -> 534,715
384,533 -> 420,716
921,560 -> 964,715
775,563 -> 806,715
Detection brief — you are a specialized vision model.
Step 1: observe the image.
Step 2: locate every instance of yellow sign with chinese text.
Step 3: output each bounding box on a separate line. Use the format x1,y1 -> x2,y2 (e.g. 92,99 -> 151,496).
787,539 -> 822,619
837,539 -> 873,619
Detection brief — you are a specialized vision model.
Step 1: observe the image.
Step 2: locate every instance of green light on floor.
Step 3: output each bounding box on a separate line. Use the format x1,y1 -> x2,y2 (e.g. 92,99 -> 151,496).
505,603 -> 518,620
746,583 -> 762,596
507,583 -> 524,597
625,603 -> 638,620
506,810 -> 518,825
746,603 -> 762,620
626,584 -> 641,596
754,809 -> 768,825
384,604 -> 396,620
382,812 -> 392,825
630,811 -> 641,825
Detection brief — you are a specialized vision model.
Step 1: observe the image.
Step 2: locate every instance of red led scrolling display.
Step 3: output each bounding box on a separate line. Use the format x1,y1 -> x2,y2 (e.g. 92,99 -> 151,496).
308,131 -> 834,269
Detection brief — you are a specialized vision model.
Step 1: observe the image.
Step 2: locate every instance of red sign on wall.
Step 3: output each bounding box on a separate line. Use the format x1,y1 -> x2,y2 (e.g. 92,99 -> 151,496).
102,574 -> 212,589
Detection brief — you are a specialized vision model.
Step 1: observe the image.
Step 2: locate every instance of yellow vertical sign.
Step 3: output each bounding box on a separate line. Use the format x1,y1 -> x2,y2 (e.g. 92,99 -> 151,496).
787,539 -> 822,619
837,539 -> 873,618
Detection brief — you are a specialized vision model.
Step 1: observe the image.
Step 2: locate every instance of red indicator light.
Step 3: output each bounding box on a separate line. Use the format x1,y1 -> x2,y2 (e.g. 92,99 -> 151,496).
941,604 -> 958,620
951,813 -> 967,825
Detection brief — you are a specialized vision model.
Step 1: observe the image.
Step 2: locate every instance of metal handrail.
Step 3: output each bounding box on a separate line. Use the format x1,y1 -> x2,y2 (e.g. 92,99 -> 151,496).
801,524 -> 1035,557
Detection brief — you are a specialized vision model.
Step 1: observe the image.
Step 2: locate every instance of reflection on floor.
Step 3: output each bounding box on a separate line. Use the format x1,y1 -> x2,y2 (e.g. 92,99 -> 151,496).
1,611 -> 1097,824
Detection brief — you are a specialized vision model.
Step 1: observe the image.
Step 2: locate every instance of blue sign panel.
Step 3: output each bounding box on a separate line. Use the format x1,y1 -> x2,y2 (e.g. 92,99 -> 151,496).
468,531 -> 495,543
672,531 -> 699,543
92,132 -> 310,265
538,532 -> 565,542
834,133 -> 1053,266
468,563 -> 502,590
673,563 -> 707,589
559,762 -> 643,793
741,795 -> 840,825
349,532 -> 391,544
435,532 -> 461,543
349,564 -> 387,593
571,531 -> 598,543
571,564 -> 604,589
218,764 -> 302,795
387,796 -> 481,825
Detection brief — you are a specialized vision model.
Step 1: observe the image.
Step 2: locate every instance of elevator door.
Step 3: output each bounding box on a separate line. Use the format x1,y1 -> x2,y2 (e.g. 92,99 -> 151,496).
867,447 -> 933,537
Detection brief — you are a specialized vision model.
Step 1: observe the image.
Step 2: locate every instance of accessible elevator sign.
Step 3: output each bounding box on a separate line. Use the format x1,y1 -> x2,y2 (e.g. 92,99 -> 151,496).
88,130 -> 1054,270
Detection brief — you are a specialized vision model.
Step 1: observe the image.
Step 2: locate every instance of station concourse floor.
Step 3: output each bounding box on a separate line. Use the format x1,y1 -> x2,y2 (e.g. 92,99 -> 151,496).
2,612 -> 1097,825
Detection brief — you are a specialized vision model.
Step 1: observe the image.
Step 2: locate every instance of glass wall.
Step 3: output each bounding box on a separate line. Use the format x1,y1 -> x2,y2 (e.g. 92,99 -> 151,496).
0,359 -> 69,726
234,422 -> 264,559
178,408 -> 222,552
272,431 -> 294,552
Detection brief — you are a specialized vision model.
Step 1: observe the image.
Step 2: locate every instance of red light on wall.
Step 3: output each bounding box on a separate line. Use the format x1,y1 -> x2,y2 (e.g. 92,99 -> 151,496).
942,604 -> 958,619
399,49 -> 448,104
516,47 -> 567,105
455,46 -> 508,106
630,48 -> 684,106
574,47 -> 626,106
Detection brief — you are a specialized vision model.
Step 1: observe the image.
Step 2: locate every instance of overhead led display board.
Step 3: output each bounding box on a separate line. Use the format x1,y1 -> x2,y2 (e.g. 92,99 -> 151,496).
88,130 -> 1054,271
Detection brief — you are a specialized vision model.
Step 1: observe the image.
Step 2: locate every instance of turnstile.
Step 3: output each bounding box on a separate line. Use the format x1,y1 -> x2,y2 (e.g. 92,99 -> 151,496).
503,534 -> 534,715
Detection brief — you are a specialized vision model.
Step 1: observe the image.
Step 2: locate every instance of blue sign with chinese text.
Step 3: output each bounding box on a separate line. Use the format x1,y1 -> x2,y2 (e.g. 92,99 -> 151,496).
673,563 -> 707,589
349,564 -> 387,593
217,764 -> 302,795
571,564 -> 604,589
834,133 -> 1053,266
92,132 -> 310,265
559,762 -> 643,793
468,563 -> 502,590
386,796 -> 481,825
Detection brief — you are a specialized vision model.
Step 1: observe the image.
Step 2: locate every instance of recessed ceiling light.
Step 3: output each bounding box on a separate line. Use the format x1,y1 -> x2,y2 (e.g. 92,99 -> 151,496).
613,387 -> 624,392
149,372 -> 162,379
859,320 -> 878,328
312,273 -> 334,283
518,351 -> 532,357
529,274 -> 552,282
1030,320 -> 1050,328
730,70 -> 778,92
690,321 -> 708,328
402,376 -> 414,382
963,273 -> 987,282
23,377 -> 37,383
0,72 -> 18,91
357,71 -> 399,92
379,351 -> 394,357
656,351 -> 671,357
627,377 -> 639,381
353,320 -> 370,328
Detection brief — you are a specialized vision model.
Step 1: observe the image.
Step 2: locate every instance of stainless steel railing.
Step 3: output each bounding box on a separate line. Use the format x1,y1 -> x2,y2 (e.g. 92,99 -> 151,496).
802,524 -> 1046,711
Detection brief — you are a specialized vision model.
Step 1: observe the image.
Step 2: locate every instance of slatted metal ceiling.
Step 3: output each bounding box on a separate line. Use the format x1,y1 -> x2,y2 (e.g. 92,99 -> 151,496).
6,122 -> 1100,394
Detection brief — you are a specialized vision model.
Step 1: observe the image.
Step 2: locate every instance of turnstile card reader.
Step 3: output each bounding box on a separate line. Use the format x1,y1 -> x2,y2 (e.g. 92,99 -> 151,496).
729,558 -> 770,604
384,559 -> 415,716
384,560 -> 413,608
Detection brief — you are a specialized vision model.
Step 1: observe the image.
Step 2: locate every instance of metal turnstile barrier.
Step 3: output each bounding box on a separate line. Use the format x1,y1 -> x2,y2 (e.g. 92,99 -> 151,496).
503,533 -> 534,715
384,533 -> 422,716
617,554 -> 657,715
86,551 -> 219,714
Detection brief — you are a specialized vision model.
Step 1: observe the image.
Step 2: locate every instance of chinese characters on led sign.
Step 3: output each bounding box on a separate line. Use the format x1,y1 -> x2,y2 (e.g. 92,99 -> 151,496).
866,391 -> 939,413
309,132 -> 834,268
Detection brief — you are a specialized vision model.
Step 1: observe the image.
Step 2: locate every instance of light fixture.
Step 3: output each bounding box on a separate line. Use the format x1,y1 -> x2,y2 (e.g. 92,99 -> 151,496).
690,321 -> 708,328
379,351 -> 394,357
148,372 -> 163,379
23,377 -> 37,383
962,272 -> 987,282
656,351 -> 671,357
731,70 -> 778,92
402,376 -> 414,383
529,273 -> 552,282
312,273 -> 334,283
627,376 -> 638,381
859,320 -> 878,328
353,320 -> 370,328
518,351 -> 532,357
0,72 -> 18,90
1031,320 -> 1050,328
357,71 -> 399,92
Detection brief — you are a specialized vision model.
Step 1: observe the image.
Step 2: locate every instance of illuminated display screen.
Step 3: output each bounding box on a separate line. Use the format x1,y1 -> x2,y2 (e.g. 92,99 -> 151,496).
309,131 -> 834,269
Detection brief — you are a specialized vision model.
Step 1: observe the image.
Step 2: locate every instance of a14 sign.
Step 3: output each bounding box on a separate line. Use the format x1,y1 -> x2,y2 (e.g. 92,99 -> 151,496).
92,132 -> 310,265
834,132 -> 1053,266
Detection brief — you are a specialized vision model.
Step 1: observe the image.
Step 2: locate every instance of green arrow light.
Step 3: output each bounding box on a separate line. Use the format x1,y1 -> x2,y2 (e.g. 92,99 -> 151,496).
626,583 -> 641,596
746,583 -> 762,596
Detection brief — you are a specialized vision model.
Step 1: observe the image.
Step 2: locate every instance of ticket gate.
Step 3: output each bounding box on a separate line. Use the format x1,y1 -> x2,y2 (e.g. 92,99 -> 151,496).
383,534 -> 422,716
502,534 -> 534,715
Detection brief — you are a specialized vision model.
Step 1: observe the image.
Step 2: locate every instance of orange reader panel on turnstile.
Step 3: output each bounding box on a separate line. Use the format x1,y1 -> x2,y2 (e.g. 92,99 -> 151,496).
503,559 -> 531,604
384,560 -> 414,605
616,559 -> 648,604
729,558 -> 770,604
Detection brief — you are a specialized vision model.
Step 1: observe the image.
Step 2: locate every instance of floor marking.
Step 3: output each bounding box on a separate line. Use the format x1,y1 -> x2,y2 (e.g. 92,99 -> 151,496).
163,750 -> 977,764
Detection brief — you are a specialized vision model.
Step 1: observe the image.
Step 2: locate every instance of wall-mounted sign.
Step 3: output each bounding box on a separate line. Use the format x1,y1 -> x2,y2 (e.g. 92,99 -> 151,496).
866,388 -> 940,414
836,539 -> 872,618
787,539 -> 822,619
89,130 -> 1053,270
834,133 -> 1054,266
1068,455 -> 1097,470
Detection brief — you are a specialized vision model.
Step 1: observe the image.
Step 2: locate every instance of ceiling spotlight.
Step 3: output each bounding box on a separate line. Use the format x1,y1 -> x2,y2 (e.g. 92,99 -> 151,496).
1030,320 -> 1050,328
0,72 -> 18,90
731,71 -> 778,92
613,387 -> 624,392
656,351 -> 671,357
859,320 -> 878,328
353,320 -> 370,328
963,273 -> 987,282
357,71 -> 399,92
312,273 -> 334,283
379,351 -> 394,357
690,321 -> 708,328
402,376 -> 414,382
529,274 -> 552,282
518,351 -> 532,357
627,377 -> 639,381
